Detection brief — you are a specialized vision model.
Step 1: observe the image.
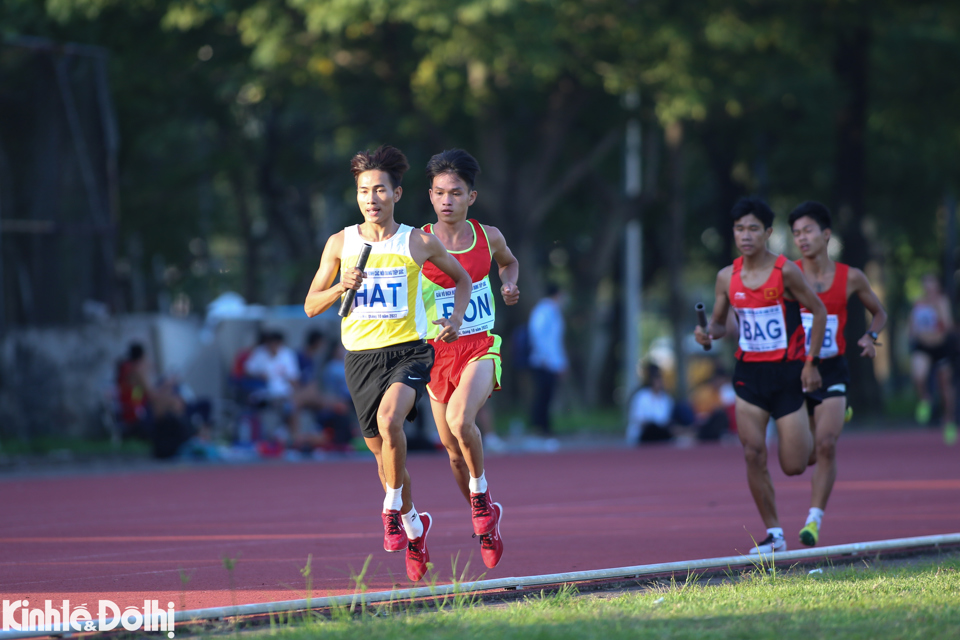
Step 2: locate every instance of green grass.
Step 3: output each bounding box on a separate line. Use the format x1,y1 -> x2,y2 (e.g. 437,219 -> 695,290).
0,436 -> 150,457
225,557 -> 960,640
494,408 -> 625,436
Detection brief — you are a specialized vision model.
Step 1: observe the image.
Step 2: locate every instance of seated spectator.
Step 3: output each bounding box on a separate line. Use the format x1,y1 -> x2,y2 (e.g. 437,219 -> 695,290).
230,331 -> 268,400
626,363 -> 677,445
689,367 -> 735,442
298,329 -> 328,386
243,330 -> 302,441
116,342 -> 199,459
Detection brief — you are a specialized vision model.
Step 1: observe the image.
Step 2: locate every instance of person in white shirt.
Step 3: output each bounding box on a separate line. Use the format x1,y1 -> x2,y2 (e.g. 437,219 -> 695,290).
244,330 -> 302,442
626,363 -> 676,445
528,284 -> 568,435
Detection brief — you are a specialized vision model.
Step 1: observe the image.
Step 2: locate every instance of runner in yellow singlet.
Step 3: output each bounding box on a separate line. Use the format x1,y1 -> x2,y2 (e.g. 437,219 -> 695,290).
304,145 -> 471,582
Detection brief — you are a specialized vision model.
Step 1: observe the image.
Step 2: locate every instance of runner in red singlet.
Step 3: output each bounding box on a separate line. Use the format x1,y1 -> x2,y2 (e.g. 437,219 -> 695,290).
695,197 -> 827,556
421,149 -> 519,569
789,201 -> 887,547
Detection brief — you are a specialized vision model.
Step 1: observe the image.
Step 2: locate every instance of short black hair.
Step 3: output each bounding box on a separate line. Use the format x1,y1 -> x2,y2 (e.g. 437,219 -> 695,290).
305,329 -> 325,348
731,197 -> 775,229
545,283 -> 561,297
425,149 -> 482,190
788,201 -> 832,231
350,145 -> 410,190
128,343 -> 145,361
266,330 -> 285,343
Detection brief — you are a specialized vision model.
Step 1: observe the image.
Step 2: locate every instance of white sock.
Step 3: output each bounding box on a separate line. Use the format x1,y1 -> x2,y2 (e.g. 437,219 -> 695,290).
469,472 -> 487,494
767,527 -> 784,540
401,506 -> 424,539
807,508 -> 824,527
383,485 -> 403,513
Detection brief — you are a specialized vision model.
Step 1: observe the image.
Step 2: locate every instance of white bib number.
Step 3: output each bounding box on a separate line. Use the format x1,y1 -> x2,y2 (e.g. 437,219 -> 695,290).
801,312 -> 839,358
434,278 -> 495,336
737,305 -> 788,353
350,267 -> 409,320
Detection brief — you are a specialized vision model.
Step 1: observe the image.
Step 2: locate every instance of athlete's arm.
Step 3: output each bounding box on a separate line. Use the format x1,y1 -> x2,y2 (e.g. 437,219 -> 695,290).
694,267 -> 732,348
303,232 -> 360,318
783,261 -> 825,391
849,267 -> 888,358
413,230 -> 471,342
485,225 -> 519,305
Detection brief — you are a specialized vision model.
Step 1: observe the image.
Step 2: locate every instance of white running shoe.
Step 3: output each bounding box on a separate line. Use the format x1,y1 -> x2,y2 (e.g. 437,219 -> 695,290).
749,533 -> 787,556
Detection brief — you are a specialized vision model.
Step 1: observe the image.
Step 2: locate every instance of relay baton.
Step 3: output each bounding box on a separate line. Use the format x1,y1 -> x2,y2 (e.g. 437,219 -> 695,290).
695,302 -> 712,351
338,243 -> 372,318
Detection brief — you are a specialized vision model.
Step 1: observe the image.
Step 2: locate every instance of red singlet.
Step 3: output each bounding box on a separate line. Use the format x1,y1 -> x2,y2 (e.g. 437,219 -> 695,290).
729,254 -> 805,362
796,260 -> 849,359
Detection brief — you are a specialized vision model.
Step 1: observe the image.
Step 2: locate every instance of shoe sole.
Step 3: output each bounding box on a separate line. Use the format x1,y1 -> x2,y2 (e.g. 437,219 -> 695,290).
799,529 -> 817,547
481,503 -> 504,569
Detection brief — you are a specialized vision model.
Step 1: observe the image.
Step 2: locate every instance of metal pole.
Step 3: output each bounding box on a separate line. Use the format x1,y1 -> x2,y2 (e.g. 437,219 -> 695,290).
624,89 -> 642,396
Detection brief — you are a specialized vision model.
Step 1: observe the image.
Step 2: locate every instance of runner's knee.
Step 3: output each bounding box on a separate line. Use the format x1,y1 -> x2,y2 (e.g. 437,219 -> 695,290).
742,442 -> 767,467
376,414 -> 405,444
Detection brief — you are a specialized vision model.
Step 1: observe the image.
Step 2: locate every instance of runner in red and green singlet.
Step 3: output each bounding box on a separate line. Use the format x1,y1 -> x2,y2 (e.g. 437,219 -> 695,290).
421,149 -> 519,569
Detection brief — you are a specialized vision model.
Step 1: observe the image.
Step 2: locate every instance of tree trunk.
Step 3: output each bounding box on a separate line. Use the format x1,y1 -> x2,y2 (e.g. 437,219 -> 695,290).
833,12 -> 882,413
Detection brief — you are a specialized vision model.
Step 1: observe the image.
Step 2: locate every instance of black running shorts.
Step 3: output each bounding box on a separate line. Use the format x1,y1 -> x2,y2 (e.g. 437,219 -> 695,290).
344,340 -> 435,439
733,360 -> 805,420
805,355 -> 850,412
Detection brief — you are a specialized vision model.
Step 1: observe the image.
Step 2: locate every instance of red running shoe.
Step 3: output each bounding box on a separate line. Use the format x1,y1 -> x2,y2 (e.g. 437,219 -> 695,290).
470,490 -> 498,536
405,512 -> 432,582
478,503 -> 504,569
382,510 -> 405,553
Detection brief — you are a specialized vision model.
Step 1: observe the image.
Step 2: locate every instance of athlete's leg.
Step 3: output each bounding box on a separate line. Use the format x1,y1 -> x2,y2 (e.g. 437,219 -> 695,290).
936,362 -> 955,423
431,399 -> 470,501
774,406 -> 813,476
809,396 -> 846,510
373,382 -> 418,513
444,359 -> 495,481
364,435 -> 413,503
911,351 -> 933,424
736,397 -> 779,528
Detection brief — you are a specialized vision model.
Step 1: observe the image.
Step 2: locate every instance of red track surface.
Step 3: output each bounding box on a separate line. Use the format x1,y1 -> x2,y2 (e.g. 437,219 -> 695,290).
2,430 -> 958,612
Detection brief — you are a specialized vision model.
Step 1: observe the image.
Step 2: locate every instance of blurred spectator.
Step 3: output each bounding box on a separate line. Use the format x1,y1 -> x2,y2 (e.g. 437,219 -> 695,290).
689,367 -> 736,442
244,330 -> 303,443
322,342 -> 351,404
298,329 -> 329,386
230,331 -> 268,399
528,284 -> 568,436
909,274 -> 958,444
116,342 -> 208,459
626,363 -> 677,445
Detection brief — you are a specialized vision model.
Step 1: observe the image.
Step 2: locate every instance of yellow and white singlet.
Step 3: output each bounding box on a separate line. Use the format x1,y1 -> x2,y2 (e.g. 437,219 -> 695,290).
339,224 -> 428,352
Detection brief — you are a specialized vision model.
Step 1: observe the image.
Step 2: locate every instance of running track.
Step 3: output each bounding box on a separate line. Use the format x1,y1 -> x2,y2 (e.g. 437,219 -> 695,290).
2,430 -> 958,612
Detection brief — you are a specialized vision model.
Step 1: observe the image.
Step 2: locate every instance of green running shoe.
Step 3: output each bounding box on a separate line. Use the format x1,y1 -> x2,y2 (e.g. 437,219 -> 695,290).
945,422 -> 958,446
799,521 -> 819,547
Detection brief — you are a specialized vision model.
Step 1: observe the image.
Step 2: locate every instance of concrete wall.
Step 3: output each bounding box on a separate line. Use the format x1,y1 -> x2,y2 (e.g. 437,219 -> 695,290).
0,308 -> 340,441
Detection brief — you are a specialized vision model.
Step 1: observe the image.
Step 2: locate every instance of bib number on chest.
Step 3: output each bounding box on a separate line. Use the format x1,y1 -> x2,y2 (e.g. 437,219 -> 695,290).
350,267 -> 409,319
801,312 -> 839,358
737,305 -> 788,352
435,278 -> 495,336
